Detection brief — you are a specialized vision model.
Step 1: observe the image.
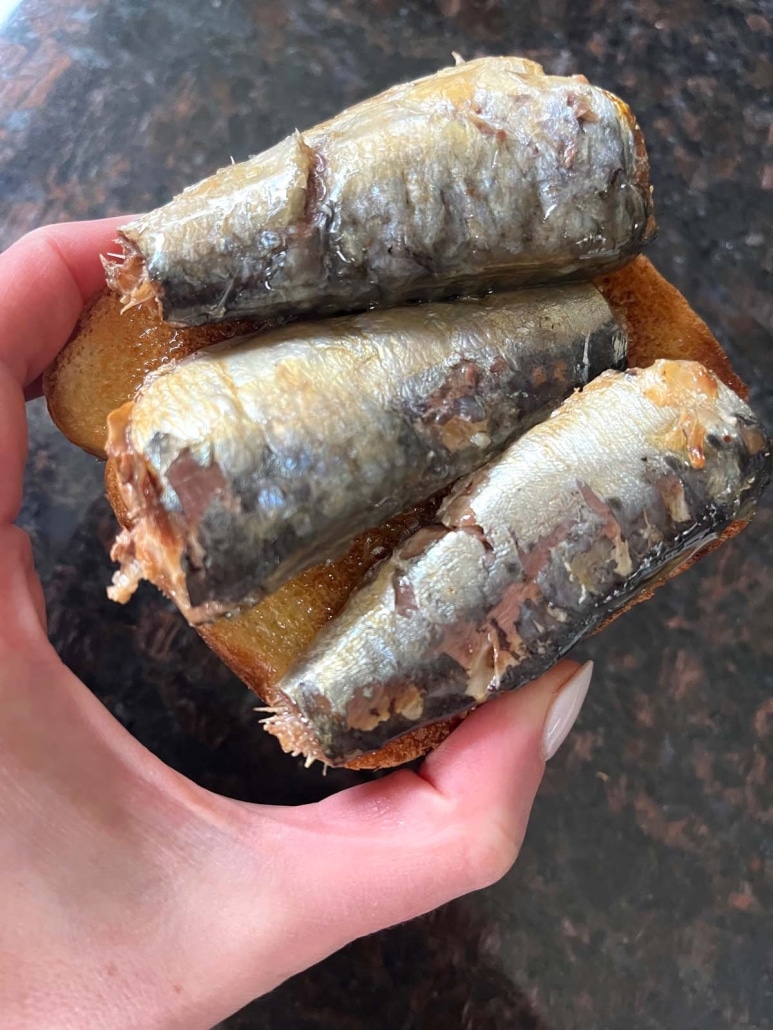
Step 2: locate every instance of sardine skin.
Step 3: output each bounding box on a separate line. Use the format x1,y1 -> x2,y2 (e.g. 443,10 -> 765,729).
107,285 -> 625,621
107,57 -> 655,327
269,360 -> 771,765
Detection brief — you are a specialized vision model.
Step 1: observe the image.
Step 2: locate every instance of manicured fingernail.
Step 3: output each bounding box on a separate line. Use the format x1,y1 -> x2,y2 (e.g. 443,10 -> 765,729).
541,661 -> 593,761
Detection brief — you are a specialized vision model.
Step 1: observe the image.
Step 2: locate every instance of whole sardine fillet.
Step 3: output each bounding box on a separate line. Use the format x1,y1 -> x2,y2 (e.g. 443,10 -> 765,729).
107,284 -> 625,622
106,56 -> 655,327
267,360 -> 771,766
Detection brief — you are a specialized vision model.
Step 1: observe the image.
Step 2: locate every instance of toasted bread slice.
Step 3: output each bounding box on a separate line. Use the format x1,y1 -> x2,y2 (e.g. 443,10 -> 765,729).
44,256 -> 750,769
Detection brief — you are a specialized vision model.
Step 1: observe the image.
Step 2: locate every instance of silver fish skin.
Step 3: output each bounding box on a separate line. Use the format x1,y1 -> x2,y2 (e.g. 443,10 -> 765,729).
269,360 -> 771,766
107,284 -> 625,622
107,57 -> 655,327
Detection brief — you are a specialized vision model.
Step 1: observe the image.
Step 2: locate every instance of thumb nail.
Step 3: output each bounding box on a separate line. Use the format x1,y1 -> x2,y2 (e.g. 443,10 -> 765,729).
540,661 -> 593,761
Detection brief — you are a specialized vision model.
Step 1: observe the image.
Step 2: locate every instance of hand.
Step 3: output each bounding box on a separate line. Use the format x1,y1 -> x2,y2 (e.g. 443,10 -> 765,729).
0,220 -> 592,1030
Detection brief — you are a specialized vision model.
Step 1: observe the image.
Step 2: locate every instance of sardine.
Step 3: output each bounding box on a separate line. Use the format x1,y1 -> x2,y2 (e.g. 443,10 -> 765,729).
107,284 -> 626,622
266,360 -> 771,766
105,57 -> 655,327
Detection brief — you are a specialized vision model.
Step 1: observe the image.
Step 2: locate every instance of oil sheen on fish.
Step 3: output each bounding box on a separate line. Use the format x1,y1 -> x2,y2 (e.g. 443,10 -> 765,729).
266,360 -> 771,766
106,56 -> 655,327
106,284 -> 626,623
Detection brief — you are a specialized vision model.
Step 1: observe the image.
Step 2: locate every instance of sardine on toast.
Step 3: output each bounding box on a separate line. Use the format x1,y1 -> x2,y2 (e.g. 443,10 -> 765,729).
267,360 -> 771,766
43,53 -> 770,772
107,284 -> 625,622
105,56 -> 655,327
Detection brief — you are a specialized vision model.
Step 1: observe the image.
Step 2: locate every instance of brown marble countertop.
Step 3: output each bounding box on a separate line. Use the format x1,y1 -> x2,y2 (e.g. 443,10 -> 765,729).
2,1 -> 771,1027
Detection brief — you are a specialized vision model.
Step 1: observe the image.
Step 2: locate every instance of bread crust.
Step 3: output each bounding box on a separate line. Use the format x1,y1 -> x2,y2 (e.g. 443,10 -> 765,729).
58,255 -> 750,769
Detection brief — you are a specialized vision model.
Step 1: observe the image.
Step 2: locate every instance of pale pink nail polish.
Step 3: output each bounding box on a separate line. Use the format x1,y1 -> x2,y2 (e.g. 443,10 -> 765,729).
541,661 -> 593,761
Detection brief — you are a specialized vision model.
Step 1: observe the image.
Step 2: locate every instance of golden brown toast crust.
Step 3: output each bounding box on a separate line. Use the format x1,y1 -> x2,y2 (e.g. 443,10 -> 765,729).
55,256 -> 750,769
44,295 -> 264,458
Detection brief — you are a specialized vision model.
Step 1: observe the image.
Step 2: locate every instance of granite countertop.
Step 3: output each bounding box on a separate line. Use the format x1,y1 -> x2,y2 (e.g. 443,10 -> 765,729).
2,1 -> 771,1027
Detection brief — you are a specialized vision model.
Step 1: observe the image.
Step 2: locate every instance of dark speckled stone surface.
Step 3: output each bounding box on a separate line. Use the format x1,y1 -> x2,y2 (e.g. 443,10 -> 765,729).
2,1 -> 772,1027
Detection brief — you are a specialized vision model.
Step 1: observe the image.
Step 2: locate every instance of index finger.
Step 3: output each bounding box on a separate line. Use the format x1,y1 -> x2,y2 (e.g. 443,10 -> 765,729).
0,217 -> 130,390
0,218 -> 131,524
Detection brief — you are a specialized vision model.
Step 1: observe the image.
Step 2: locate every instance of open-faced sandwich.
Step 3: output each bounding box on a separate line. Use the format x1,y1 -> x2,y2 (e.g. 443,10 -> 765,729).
44,56 -> 771,769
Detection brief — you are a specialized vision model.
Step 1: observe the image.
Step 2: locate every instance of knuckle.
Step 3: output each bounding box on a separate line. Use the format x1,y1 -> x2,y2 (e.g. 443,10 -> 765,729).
10,225 -> 64,275
462,815 -> 524,890
24,223 -> 57,248
17,225 -> 52,260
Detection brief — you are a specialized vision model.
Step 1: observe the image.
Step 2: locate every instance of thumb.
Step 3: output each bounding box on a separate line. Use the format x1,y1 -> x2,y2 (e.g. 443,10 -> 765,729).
228,658 -> 593,992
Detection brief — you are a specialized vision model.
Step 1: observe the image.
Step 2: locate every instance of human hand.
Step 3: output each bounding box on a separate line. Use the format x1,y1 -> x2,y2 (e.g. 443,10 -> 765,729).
0,219 -> 593,1030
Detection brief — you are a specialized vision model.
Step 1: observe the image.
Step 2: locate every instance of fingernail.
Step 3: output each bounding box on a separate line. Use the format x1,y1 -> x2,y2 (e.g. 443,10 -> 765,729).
541,661 -> 593,761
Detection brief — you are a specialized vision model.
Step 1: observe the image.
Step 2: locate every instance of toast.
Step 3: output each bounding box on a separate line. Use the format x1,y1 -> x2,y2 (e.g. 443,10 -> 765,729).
44,255 -> 751,769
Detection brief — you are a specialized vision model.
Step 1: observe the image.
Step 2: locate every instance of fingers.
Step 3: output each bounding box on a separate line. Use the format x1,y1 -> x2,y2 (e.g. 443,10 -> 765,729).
222,660 -> 592,994
0,217 -> 129,390
0,218 -> 131,522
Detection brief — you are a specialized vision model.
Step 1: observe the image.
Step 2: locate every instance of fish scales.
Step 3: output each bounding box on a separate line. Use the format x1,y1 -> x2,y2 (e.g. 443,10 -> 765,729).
107,284 -> 625,622
267,360 -> 771,766
106,57 -> 655,327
